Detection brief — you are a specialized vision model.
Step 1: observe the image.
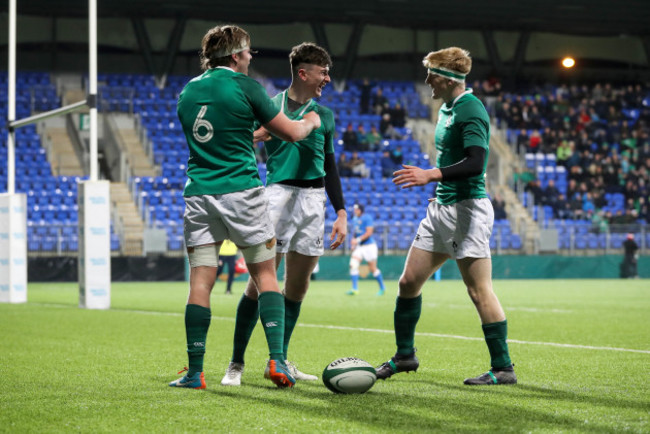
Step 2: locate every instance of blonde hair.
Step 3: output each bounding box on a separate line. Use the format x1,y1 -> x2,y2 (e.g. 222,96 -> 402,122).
200,25 -> 251,71
422,47 -> 472,77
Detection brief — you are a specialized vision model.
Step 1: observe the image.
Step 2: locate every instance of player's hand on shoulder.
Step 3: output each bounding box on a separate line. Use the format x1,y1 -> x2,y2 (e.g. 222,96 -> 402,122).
253,126 -> 271,142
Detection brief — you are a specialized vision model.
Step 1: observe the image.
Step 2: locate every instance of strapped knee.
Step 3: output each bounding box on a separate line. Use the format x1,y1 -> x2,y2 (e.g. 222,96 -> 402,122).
350,257 -> 360,274
241,239 -> 276,264
373,268 -> 382,278
187,244 -> 221,268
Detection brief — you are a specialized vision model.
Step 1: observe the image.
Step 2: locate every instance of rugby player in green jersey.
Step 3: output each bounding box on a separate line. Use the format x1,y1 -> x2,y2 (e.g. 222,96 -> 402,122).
169,25 -> 321,390
221,43 -> 347,386
375,47 -> 516,386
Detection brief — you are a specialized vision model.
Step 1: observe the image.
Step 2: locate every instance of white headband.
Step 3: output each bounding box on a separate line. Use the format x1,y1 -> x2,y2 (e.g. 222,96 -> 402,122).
427,66 -> 466,83
214,40 -> 250,58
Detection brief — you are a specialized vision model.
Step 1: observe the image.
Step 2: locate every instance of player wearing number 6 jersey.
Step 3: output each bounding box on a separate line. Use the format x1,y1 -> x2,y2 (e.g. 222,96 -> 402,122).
170,24 -> 321,390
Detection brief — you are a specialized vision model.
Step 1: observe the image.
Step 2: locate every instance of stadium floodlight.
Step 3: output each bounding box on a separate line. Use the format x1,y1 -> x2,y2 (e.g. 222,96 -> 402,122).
1,0 -> 111,309
562,57 -> 576,68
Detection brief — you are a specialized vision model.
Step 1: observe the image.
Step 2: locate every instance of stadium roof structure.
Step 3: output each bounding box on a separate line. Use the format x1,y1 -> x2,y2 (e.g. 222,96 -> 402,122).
7,0 -> 650,37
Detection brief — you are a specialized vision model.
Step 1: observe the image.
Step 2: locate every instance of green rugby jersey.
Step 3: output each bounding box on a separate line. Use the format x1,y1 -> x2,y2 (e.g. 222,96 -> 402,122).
177,67 -> 279,196
263,90 -> 336,185
434,89 -> 490,205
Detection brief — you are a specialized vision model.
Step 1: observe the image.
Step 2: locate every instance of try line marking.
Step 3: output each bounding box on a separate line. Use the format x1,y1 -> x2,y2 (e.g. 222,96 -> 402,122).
31,303 -> 650,355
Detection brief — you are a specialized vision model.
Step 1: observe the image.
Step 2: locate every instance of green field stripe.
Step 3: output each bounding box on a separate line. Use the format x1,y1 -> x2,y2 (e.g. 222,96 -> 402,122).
30,302 -> 650,354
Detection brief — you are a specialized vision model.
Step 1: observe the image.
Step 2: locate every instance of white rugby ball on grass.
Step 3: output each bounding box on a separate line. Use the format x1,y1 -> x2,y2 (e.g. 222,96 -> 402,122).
322,357 -> 377,394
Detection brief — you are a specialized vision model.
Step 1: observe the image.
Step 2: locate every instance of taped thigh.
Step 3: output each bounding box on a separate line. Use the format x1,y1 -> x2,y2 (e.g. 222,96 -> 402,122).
241,239 -> 276,264
187,243 -> 222,268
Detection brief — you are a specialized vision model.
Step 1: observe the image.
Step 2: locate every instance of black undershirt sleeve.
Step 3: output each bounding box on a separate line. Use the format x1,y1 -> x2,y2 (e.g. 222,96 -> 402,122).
439,146 -> 486,181
324,152 -> 345,212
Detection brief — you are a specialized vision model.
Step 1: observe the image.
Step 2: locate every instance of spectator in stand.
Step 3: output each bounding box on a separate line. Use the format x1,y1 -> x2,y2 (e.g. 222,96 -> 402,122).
639,142 -> 650,161
638,196 -> 649,222
366,125 -> 382,151
380,113 -> 403,140
582,192 -> 596,215
542,179 -> 560,207
372,88 -> 388,114
591,209 -> 609,234
569,165 -> 586,184
525,179 -> 544,205
528,105 -> 543,129
350,151 -> 370,178
509,105 -> 523,129
359,78 -> 373,114
380,150 -> 396,178
390,145 -> 404,166
342,123 -> 359,151
569,192 -> 584,219
566,179 -> 579,200
565,142 -> 581,168
356,125 -> 369,151
491,193 -> 507,220
338,153 -> 354,177
391,102 -> 407,128
528,130 -> 541,153
556,140 -> 572,166
538,135 -> 555,155
553,193 -> 572,219
515,129 -> 529,155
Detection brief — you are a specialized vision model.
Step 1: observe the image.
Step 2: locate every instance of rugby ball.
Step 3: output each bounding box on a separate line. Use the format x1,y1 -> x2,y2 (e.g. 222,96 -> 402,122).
322,357 -> 377,394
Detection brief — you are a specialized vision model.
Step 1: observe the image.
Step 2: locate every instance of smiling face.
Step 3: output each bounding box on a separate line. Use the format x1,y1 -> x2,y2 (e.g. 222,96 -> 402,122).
233,48 -> 253,75
425,71 -> 452,101
299,63 -> 331,98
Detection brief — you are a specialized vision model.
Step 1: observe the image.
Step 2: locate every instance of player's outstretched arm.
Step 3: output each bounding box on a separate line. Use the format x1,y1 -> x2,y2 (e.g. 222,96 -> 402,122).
263,111 -> 321,142
393,165 -> 442,188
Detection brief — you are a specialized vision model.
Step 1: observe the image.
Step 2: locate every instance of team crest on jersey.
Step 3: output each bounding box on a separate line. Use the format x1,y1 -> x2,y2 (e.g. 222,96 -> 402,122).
445,115 -> 454,128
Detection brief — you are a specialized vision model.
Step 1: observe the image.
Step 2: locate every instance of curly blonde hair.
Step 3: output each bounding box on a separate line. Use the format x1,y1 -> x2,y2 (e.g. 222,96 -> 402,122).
422,47 -> 472,76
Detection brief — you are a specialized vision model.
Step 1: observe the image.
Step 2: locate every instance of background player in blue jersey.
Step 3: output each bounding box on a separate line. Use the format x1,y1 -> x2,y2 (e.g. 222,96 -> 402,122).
346,203 -> 386,296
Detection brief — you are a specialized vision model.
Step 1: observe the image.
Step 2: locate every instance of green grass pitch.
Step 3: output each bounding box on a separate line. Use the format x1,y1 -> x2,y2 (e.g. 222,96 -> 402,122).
1,279 -> 648,432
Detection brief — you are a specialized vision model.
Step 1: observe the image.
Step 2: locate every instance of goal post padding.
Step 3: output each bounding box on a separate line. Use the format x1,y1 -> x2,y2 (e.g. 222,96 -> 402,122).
78,180 -> 111,309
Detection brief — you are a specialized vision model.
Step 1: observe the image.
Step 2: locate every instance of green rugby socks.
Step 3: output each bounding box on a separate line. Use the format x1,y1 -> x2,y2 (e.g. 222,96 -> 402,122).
258,291 -> 286,360
283,297 -> 302,360
231,294 -> 260,364
184,304 -> 211,376
394,294 -> 422,355
482,320 -> 512,369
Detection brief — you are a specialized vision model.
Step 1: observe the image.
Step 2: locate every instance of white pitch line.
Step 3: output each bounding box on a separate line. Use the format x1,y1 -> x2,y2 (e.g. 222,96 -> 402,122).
426,303 -> 573,314
30,303 -> 650,354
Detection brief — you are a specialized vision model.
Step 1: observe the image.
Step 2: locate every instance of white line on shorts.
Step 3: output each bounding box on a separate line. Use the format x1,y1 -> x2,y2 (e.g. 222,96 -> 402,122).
30,303 -> 650,354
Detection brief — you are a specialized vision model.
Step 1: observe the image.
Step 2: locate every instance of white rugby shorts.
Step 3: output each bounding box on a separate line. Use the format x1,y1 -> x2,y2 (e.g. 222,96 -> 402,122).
411,198 -> 493,259
266,183 -> 326,256
183,186 -> 275,248
351,242 -> 379,263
